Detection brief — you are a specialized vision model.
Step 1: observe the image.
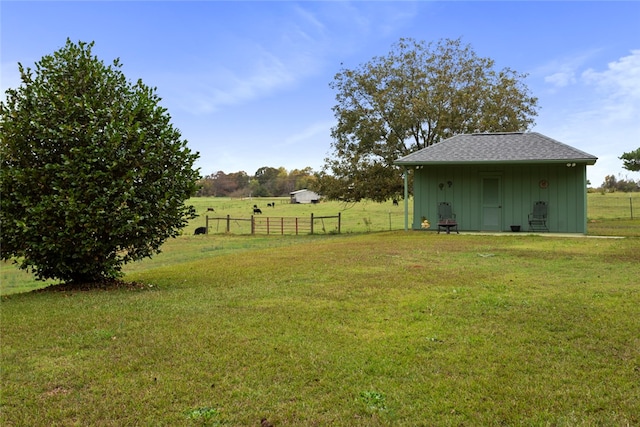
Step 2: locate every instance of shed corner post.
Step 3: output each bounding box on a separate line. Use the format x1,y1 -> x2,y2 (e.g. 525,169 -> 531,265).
403,167 -> 409,231
581,164 -> 589,234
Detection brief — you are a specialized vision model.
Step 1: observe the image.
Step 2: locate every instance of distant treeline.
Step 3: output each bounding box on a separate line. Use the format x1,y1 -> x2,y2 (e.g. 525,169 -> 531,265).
596,175 -> 640,193
196,166 -> 317,197
197,168 -> 639,198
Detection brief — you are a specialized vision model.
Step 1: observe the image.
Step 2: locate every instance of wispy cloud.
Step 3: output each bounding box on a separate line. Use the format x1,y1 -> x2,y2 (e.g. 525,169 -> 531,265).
280,120 -> 334,148
160,2 -> 422,116
580,50 -> 640,124
212,51 -> 293,109
536,50 -> 640,186
582,49 -> 640,100
165,7 -> 332,115
537,49 -> 602,90
544,70 -> 576,88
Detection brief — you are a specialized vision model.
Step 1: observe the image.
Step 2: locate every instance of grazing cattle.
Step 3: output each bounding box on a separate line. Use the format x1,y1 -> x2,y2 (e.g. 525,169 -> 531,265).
194,226 -> 207,235
253,208 -> 262,214
267,202 -> 274,207
207,207 -> 215,212
253,204 -> 258,209
392,199 -> 399,206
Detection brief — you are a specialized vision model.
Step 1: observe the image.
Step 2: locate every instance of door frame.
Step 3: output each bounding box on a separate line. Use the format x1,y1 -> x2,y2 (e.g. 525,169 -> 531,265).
481,174 -> 503,231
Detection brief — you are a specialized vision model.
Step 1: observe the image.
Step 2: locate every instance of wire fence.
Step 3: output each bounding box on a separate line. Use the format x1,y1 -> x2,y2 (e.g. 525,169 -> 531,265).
588,194 -> 639,219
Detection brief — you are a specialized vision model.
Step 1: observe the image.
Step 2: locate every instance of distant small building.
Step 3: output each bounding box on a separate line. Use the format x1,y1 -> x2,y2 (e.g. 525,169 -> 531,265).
290,189 -> 321,204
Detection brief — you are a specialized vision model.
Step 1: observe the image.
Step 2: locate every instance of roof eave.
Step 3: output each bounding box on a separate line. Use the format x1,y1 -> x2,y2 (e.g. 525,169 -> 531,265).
394,159 -> 598,167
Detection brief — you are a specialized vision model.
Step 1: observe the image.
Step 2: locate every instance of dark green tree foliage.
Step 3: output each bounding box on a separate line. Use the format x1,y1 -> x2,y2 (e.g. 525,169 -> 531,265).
252,166 -> 281,197
0,40 -> 199,284
620,148 -> 640,172
319,38 -> 539,202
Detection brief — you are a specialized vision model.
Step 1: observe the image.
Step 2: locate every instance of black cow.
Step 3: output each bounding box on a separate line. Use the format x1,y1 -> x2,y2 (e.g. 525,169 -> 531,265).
194,226 -> 207,235
392,199 -> 399,206
253,208 -> 262,214
207,207 -> 215,212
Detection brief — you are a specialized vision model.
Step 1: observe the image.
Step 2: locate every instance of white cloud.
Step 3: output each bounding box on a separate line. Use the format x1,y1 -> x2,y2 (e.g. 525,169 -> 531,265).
163,47 -> 302,115
544,71 -> 576,87
536,49 -> 601,90
292,4 -> 327,37
162,7 -> 335,116
155,2 -> 422,117
535,50 -> 640,187
578,50 -> 640,127
281,120 -> 334,147
582,49 -> 640,100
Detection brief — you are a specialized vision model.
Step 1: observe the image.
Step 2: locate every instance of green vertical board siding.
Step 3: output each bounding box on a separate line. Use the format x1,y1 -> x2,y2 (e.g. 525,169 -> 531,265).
412,163 -> 588,233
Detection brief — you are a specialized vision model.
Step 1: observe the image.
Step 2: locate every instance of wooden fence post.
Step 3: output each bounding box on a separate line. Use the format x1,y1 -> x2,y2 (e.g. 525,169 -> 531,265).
310,213 -> 314,235
226,215 -> 230,233
251,215 -> 255,235
338,212 -> 341,234
206,215 -> 209,234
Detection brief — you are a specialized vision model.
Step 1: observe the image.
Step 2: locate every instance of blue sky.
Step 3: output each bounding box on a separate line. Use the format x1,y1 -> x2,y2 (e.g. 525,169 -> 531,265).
2,1 -> 639,187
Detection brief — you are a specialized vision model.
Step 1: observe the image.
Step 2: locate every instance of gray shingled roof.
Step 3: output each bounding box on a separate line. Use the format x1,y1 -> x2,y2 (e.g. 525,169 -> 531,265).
394,132 -> 598,165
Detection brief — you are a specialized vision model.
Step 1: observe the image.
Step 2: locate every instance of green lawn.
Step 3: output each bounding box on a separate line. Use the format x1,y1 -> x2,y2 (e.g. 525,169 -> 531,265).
2,195 -> 639,425
186,196 -> 410,235
4,194 -> 636,295
587,191 -> 639,220
2,230 -> 639,425
181,193 -> 640,236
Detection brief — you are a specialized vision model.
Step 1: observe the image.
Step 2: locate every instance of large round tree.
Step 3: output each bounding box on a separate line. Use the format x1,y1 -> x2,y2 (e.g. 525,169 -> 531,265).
0,39 -> 200,285
318,37 -> 539,202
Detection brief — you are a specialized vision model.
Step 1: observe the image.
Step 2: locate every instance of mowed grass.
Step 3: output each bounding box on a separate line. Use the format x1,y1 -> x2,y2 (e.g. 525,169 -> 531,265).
587,192 -> 640,237
587,192 -> 639,220
2,231 -> 639,426
187,194 -> 640,237
4,193 -> 635,295
1,194 -> 639,424
186,196 -> 410,236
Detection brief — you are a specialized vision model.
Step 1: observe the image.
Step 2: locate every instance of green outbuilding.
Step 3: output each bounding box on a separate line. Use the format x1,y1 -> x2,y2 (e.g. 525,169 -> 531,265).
394,132 -> 598,234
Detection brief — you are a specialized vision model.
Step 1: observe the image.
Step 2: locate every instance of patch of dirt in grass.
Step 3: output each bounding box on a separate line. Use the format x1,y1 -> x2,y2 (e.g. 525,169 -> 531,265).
606,251 -> 640,263
32,279 -> 153,293
42,386 -> 71,397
